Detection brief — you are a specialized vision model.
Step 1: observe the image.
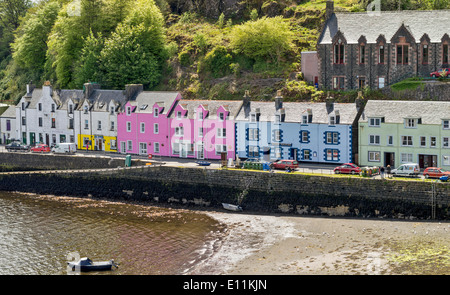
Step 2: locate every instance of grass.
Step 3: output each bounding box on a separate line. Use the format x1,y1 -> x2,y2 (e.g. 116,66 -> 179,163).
390,77 -> 425,91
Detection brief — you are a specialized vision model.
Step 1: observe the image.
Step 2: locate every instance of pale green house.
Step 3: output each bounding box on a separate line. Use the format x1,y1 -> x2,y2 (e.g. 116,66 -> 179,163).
358,100 -> 450,170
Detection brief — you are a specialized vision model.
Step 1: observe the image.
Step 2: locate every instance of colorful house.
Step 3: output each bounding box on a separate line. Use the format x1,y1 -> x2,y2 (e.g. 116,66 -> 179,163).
358,100 -> 450,169
168,100 -> 243,160
117,91 -> 181,156
235,91 -> 361,164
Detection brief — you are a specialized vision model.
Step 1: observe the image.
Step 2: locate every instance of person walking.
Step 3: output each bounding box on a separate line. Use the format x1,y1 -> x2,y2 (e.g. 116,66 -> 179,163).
380,166 -> 385,178
386,165 -> 391,178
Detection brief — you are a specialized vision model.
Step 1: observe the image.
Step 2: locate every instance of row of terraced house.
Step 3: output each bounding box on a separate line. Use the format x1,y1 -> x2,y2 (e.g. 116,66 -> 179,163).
1,81 -> 450,170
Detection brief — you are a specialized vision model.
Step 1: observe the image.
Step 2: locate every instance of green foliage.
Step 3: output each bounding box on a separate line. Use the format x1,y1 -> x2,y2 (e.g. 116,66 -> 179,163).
283,80 -> 323,101
390,77 -> 424,91
178,50 -> 191,66
73,30 -> 104,87
229,16 -> 293,64
198,46 -> 233,78
250,8 -> 258,21
217,12 -> 225,28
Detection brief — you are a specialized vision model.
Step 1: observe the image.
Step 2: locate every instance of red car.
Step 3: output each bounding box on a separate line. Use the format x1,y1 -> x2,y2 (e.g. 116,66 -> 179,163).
422,167 -> 450,179
272,160 -> 299,170
334,163 -> 361,175
30,143 -> 51,153
430,68 -> 450,78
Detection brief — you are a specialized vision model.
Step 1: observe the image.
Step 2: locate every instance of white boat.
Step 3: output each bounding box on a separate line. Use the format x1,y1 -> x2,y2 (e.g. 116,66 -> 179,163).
222,203 -> 243,212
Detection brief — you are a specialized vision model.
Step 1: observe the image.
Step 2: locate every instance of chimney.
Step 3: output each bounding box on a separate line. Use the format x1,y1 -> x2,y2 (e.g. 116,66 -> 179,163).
84,82 -> 101,100
326,0 -> 334,21
275,90 -> 283,111
125,84 -> 144,101
25,81 -> 35,97
326,91 -> 335,112
43,80 -> 53,97
243,90 -> 251,117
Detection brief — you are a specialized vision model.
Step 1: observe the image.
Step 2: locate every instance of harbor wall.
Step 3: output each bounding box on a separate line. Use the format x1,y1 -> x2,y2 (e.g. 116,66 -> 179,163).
0,160 -> 449,220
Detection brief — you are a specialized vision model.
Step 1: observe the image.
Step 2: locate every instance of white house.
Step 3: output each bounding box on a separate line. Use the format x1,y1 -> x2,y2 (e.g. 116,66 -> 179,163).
0,105 -> 16,144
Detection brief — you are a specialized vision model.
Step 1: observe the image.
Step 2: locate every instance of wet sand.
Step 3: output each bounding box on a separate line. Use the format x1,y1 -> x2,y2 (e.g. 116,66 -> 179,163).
193,212 -> 450,275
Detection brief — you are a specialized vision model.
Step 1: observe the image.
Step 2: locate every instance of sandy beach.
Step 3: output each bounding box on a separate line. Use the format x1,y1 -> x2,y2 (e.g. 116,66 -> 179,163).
191,211 -> 450,275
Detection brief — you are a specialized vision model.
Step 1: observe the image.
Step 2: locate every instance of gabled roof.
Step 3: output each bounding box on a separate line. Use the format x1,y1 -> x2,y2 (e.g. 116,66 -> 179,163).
360,100 -> 450,125
0,105 -> 16,118
319,10 -> 450,44
134,92 -> 181,115
168,100 -> 243,120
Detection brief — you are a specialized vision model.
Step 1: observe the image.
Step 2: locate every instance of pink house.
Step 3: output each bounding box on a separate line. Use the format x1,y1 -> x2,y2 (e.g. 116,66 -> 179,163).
169,100 -> 243,160
117,92 -> 182,156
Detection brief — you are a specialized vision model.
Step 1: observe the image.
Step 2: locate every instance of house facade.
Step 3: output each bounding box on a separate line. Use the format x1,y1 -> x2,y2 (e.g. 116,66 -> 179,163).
317,1 -> 450,90
235,92 -> 361,164
0,105 -> 16,144
117,91 -> 181,156
358,100 -> 450,169
169,100 -> 243,160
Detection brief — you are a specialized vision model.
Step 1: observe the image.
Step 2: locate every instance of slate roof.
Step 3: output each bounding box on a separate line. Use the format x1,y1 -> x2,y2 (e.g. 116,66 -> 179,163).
319,10 -> 450,44
360,100 -> 450,124
169,100 -> 243,120
54,89 -> 84,110
133,92 -> 181,115
0,105 -> 16,118
236,100 -> 360,125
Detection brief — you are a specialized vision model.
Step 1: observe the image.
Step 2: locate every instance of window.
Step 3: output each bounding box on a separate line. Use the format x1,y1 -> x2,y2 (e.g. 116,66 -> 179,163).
369,118 -> 381,127
177,111 -> 182,119
140,122 -> 145,133
38,103 -> 42,111
443,137 -> 450,148
51,118 -> 56,128
139,143 -> 147,155
248,128 -> 259,141
85,120 -> 89,129
51,104 -> 55,112
198,127 -> 204,137
175,126 -> 184,136
301,131 -> 309,143
303,150 -> 311,160
219,113 -> 225,121
358,77 -> 366,89
326,149 -> 339,161
329,116 -> 336,125
369,135 -> 380,145
420,136 -> 426,147
359,45 -> 365,64
274,130 -> 281,142
275,147 -> 282,159
154,123 -> 159,134
217,128 -> 226,138
126,121 -> 131,132
22,117 -> 26,126
154,108 -> 159,117
250,113 -> 257,122
172,143 -> 179,155
387,135 -> 394,146
110,121 -> 115,131
215,144 -> 227,155
198,111 -> 203,120
84,105 -> 89,114
368,151 -> 381,162
401,153 -> 413,163
378,45 -> 385,64
443,120 -> 450,129
6,119 -> 10,131
444,44 -> 449,64
378,77 -> 385,88
69,104 -> 73,114
431,136 -> 437,147
401,135 -> 413,146
126,106 -> 131,116
397,45 -> 409,64
443,155 -> 450,165
127,140 -> 133,151
405,118 -> 417,128
334,41 -> 344,64
69,118 -> 74,130
60,135 -> 66,143
249,146 -> 259,157
274,114 -> 281,123
110,106 -> 115,115
302,115 -> 308,124
422,44 -> 429,64
38,117 -> 43,127
326,132 -> 339,144
22,102 -> 25,111
97,120 -> 102,130
52,134 -> 56,144
154,142 -> 160,154
333,76 -> 345,90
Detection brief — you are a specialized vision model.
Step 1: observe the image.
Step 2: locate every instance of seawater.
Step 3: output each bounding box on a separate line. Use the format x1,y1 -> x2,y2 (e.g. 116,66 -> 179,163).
0,192 -> 225,275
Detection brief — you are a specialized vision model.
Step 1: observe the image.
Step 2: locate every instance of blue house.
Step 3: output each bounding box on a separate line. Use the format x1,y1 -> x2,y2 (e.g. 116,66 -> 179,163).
235,91 -> 361,164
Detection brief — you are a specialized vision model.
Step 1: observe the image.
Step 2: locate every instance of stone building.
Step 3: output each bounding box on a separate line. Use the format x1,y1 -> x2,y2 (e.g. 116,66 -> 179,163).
317,1 -> 450,90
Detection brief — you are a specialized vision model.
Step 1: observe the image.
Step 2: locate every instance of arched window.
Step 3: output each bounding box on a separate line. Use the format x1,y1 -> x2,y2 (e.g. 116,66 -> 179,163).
334,39 -> 345,64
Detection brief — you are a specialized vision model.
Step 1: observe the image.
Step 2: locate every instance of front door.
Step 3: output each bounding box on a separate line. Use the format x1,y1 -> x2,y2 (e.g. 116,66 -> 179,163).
45,134 -> 50,146
120,141 -> 126,154
181,143 -> 187,158
419,154 -> 437,169
384,152 -> 395,168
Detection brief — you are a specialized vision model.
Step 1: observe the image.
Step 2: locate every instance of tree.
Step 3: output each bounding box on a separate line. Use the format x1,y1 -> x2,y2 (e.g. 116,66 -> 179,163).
0,0 -> 32,58
73,30 -> 104,87
229,16 -> 293,64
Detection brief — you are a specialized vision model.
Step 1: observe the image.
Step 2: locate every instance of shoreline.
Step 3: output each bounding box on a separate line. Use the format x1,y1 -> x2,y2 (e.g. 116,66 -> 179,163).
193,211 -> 450,275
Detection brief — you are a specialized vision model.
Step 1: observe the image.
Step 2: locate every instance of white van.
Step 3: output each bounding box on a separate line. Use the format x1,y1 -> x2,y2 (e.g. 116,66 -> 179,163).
391,163 -> 420,177
52,143 -> 77,154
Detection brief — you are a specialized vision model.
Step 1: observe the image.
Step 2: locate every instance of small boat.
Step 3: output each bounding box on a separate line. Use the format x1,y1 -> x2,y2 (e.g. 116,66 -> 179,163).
440,175 -> 449,182
222,203 -> 243,212
68,257 -> 119,272
196,161 -> 211,166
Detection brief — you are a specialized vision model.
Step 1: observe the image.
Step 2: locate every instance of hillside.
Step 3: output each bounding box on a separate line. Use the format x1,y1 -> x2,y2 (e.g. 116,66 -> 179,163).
0,0 -> 447,104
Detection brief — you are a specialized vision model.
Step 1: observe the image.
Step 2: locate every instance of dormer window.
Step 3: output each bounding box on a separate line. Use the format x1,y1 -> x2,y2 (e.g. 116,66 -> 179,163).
219,112 -> 224,121
397,44 -> 409,64
369,117 -> 382,127
250,113 -> 257,122
84,105 -> 89,114
379,45 -> 385,64
443,119 -> 450,129
422,44 -> 429,65
22,102 -> 25,111
334,39 -> 344,64
198,111 -> 203,120
51,104 -> 55,112
154,108 -> 159,117
177,111 -> 182,119
126,106 -> 131,116
329,115 -> 336,125
110,106 -> 114,115
69,104 -> 73,114
275,114 -> 281,123
405,118 -> 420,128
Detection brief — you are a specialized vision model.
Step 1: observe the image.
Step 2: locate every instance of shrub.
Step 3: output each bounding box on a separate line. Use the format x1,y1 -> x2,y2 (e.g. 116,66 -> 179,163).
198,46 -> 233,78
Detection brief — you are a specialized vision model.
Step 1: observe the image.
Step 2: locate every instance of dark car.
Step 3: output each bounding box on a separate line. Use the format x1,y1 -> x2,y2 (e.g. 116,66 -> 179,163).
30,143 -> 51,153
6,141 -> 30,152
422,167 -> 450,179
430,68 -> 450,78
334,163 -> 361,175
272,160 -> 299,170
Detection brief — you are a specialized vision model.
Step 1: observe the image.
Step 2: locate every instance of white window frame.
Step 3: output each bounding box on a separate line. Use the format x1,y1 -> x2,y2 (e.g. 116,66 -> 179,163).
368,151 -> 381,162
420,136 -> 426,147
369,118 -> 381,127
154,142 -> 160,154
154,123 -> 159,134
126,106 -> 131,116
249,128 -> 259,141
198,127 -> 204,138
401,135 -> 413,146
154,108 -> 159,118
443,137 -> 450,148
139,142 -> 147,155
217,128 -> 226,138
404,118 -> 417,128
387,135 -> 394,146
443,120 -> 450,130
140,122 -> 145,133
401,153 -> 413,163
127,140 -> 133,151
126,122 -> 131,132
274,130 -> 281,142
175,126 -> 184,137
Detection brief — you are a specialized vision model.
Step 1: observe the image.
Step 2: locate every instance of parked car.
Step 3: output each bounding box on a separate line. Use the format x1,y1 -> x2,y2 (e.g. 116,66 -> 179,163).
272,160 -> 299,170
30,143 -> 51,153
334,163 -> 361,175
391,163 -> 420,177
430,68 -> 450,78
5,141 -> 30,152
422,167 -> 450,179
